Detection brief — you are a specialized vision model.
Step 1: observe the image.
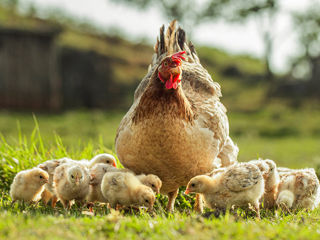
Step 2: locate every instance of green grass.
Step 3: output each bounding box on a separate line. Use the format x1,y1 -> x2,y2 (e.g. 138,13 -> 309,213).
0,109 -> 320,239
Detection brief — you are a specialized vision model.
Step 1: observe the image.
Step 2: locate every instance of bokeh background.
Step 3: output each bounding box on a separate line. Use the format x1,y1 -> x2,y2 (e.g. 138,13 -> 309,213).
0,0 -> 319,169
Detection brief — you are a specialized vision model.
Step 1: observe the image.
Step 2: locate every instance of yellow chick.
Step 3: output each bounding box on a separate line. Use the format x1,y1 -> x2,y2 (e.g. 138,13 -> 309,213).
185,163 -> 264,218
38,159 -> 64,207
88,163 -> 136,203
53,163 -> 90,209
10,168 -> 49,204
89,153 -> 117,168
276,168 -> 320,210
101,172 -> 155,211
137,174 -> 162,194
249,159 -> 280,208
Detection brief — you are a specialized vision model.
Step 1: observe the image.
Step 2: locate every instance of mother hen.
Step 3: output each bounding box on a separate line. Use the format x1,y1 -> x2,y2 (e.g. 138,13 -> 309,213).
115,21 -> 238,212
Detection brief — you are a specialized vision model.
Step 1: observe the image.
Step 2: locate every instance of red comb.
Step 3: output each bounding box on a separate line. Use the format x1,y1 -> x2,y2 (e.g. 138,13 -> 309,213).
171,51 -> 186,61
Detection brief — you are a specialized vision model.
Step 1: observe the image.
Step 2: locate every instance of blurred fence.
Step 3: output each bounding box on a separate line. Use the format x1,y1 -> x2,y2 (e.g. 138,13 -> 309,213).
0,26 -> 133,111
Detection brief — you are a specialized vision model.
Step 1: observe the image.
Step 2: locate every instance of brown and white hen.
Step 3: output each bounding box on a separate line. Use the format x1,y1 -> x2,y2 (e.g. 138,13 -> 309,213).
115,20 -> 238,212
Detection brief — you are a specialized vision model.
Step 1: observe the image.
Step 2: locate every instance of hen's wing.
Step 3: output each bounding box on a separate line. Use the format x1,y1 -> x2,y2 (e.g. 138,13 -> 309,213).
223,163 -> 262,192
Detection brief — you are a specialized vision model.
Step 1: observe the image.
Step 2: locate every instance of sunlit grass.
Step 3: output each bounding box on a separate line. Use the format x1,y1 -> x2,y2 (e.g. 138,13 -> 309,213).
0,110 -> 320,239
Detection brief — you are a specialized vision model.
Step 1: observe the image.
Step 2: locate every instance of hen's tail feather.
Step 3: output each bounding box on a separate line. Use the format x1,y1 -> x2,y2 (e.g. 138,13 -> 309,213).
153,20 -> 199,63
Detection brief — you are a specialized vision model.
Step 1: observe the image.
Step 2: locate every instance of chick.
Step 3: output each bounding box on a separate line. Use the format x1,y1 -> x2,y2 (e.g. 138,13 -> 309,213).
101,172 -> 155,211
10,168 -> 49,204
249,159 -> 280,208
38,159 -> 65,207
276,168 -> 320,210
53,163 -> 90,209
88,163 -> 114,203
137,174 -> 162,194
89,153 -> 117,168
277,167 -> 294,174
88,163 -> 136,203
185,163 -> 264,218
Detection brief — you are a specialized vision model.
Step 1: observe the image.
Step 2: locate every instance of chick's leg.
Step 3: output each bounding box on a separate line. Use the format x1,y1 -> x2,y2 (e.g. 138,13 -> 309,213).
60,199 -> 69,209
253,201 -> 261,219
51,196 -> 58,208
41,189 -> 52,205
166,189 -> 178,212
194,194 -> 204,213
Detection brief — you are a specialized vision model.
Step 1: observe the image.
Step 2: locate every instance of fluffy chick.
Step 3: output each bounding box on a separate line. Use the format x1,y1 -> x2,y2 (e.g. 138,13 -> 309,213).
101,172 -> 155,211
38,158 -> 67,207
53,163 -> 90,209
249,159 -> 280,208
137,174 -> 162,194
89,153 -> 117,168
276,168 -> 320,210
10,168 -> 49,203
185,163 -> 264,218
88,163 -> 135,203
87,163 -> 115,203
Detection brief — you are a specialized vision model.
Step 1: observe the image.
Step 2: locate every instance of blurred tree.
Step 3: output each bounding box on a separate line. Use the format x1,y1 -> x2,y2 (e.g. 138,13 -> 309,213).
0,0 -> 19,12
112,0 -> 278,81
291,4 -> 320,94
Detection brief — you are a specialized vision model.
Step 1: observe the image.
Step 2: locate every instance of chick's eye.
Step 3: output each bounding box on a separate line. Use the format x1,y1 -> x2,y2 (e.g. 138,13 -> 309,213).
191,183 -> 195,187
145,199 -> 149,203
151,184 -> 155,187
107,161 -> 110,163
39,175 -> 43,179
71,175 -> 74,178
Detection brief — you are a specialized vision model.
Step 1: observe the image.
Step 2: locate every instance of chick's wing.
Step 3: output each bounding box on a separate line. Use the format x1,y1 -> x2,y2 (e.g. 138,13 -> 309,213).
224,164 -> 261,192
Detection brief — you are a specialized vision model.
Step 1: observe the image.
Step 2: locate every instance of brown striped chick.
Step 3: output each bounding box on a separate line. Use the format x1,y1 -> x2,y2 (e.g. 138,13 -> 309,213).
277,167 -> 294,174
137,174 -> 162,194
53,163 -> 90,209
276,168 -> 320,210
10,168 -> 49,204
38,158 -> 68,207
185,163 -> 264,218
249,159 -> 280,208
89,153 -> 117,168
101,172 -> 155,211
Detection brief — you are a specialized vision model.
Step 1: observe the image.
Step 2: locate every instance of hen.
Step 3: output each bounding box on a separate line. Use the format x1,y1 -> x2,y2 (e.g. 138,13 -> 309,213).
115,20 -> 238,211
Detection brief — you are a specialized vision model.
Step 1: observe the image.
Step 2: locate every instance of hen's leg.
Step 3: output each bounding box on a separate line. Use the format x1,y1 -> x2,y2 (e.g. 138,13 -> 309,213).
217,137 -> 239,167
166,189 -> 178,212
194,194 -> 203,213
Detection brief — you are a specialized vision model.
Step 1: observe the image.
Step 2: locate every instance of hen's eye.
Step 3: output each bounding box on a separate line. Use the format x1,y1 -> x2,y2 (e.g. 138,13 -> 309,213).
163,62 -> 168,67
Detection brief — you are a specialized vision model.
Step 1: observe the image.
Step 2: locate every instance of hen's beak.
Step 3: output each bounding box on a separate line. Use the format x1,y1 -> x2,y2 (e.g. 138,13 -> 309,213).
184,189 -> 190,194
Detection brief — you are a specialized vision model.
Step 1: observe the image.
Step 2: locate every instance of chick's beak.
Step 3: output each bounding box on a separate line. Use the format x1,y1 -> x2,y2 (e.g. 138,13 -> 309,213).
112,161 -> 117,168
184,189 -> 190,194
75,177 -> 80,185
